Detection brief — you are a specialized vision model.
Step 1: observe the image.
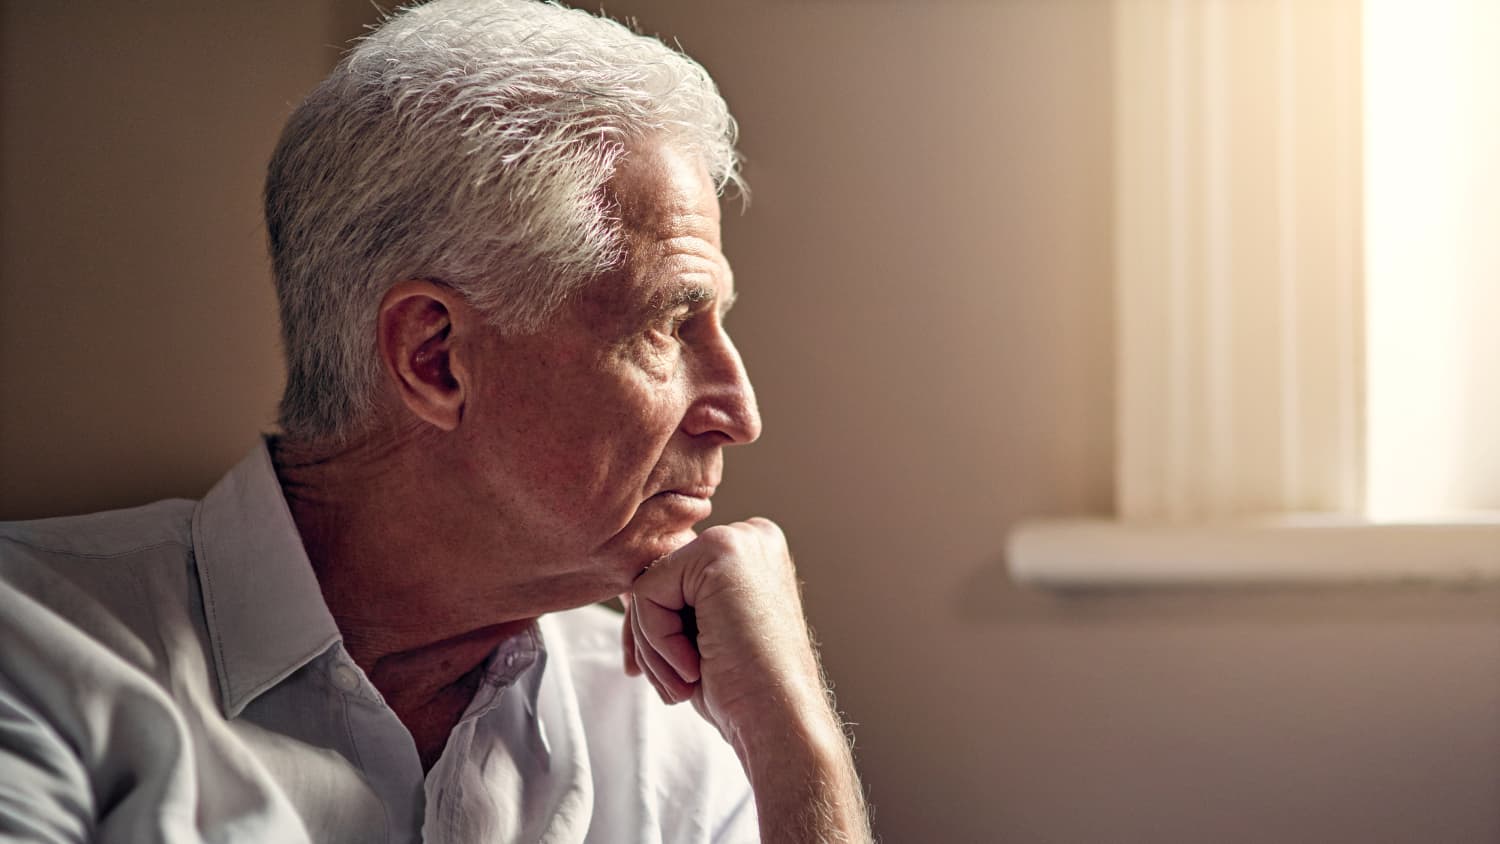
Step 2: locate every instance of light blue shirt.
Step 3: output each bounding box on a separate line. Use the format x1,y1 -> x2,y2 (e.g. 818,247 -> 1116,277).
0,442 -> 756,843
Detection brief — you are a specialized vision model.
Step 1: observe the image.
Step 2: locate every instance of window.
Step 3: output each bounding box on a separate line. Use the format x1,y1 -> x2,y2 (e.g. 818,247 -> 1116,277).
1010,0 -> 1500,587
1364,0 -> 1500,520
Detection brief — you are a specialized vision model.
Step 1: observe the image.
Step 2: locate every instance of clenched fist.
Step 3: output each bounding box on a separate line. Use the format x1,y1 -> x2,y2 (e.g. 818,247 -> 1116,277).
621,519 -> 870,843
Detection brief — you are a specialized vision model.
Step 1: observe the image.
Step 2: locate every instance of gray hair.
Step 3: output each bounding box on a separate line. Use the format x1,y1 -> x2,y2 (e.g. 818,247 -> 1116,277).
265,0 -> 742,442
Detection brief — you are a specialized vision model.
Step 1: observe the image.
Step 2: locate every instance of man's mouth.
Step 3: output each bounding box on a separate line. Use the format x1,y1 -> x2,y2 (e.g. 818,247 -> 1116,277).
648,486 -> 716,519
656,484 -> 717,500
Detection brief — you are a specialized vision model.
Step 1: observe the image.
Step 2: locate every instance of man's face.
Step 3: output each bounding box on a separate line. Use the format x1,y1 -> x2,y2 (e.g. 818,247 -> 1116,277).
459,142 -> 760,596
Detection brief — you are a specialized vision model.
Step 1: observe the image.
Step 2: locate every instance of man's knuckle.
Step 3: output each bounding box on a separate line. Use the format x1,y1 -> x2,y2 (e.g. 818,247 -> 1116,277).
696,525 -> 737,554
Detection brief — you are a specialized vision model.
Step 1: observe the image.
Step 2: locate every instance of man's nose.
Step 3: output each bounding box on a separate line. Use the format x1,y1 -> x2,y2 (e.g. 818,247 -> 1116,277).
684,330 -> 762,445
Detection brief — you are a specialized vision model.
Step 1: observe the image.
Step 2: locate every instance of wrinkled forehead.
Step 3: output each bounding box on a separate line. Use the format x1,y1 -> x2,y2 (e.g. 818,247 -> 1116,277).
573,143 -> 732,323
608,142 -> 723,247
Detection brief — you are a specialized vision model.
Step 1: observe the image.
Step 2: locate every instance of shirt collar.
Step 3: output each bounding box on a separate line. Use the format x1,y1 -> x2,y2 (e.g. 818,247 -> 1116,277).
191,438 -> 342,718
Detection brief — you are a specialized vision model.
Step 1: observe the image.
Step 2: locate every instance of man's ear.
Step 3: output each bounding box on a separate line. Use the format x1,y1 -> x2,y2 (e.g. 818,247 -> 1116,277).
376,280 -> 472,432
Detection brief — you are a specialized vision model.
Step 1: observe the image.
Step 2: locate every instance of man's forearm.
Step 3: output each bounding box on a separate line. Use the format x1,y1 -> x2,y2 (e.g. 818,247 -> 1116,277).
733,691 -> 871,844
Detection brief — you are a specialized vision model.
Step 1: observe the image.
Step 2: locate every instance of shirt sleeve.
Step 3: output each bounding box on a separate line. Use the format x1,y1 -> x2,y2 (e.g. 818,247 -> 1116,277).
0,560 -> 193,844
0,673 -> 94,844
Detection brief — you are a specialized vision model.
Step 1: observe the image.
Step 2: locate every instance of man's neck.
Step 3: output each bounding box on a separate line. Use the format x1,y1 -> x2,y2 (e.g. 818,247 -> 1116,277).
268,429 -> 535,770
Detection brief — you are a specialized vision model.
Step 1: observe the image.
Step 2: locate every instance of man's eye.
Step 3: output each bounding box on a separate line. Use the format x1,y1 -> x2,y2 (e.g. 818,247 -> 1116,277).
654,313 -> 690,341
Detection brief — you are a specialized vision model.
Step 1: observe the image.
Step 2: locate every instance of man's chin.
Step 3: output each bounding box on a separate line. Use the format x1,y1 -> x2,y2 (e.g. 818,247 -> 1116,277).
608,497 -> 710,569
600,525 -> 699,580
639,527 -> 699,568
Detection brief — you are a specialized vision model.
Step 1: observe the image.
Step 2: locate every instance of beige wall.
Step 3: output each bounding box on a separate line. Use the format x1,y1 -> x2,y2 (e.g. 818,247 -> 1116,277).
0,2 -> 359,517
5,2 -> 1500,842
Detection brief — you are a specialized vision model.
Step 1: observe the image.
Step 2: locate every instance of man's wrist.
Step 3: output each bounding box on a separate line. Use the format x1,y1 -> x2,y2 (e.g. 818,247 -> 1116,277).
729,689 -> 871,843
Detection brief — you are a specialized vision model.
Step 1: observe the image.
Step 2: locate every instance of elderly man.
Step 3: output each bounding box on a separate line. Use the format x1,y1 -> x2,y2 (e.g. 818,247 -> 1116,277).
0,1 -> 868,842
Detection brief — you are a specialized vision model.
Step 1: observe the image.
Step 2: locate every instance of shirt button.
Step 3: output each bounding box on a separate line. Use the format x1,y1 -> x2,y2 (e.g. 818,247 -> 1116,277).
332,663 -> 360,692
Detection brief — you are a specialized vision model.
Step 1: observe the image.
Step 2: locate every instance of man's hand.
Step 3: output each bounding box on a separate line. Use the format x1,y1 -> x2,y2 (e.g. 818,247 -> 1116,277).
621,518 -> 871,843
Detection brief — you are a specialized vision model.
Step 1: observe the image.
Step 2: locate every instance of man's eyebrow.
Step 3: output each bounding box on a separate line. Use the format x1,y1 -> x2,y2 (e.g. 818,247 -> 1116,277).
653,282 -> 735,316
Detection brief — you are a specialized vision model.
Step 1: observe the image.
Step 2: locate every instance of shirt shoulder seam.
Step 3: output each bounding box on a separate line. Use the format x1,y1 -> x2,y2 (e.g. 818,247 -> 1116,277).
0,535 -> 191,560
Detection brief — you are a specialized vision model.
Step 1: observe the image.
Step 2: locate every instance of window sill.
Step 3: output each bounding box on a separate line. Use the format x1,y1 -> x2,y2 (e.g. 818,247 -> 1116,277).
1007,515 -> 1500,589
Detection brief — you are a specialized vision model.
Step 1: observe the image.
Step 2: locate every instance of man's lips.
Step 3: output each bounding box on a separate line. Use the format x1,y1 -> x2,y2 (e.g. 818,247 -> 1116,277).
655,484 -> 717,500
648,485 -> 717,520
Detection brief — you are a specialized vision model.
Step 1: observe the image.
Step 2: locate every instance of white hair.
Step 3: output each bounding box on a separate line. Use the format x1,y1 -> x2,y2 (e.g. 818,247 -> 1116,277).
265,0 -> 742,442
